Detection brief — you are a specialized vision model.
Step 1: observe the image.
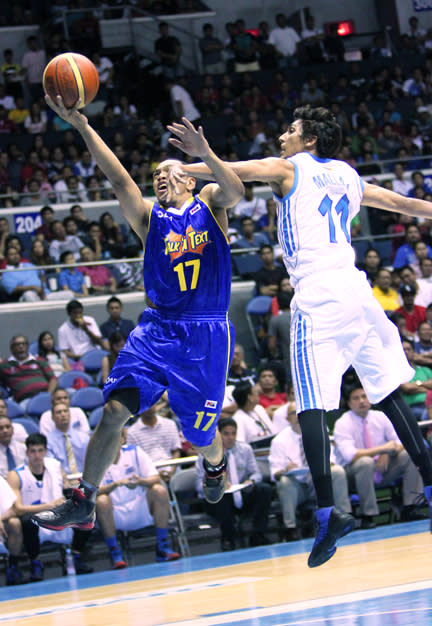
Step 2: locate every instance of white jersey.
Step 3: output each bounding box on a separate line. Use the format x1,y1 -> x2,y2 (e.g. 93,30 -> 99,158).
275,152 -> 364,288
14,457 -> 63,505
101,444 -> 156,530
14,457 -> 72,544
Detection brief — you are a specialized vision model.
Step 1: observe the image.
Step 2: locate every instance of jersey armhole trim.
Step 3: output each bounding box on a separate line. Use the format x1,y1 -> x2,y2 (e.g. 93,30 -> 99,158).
147,202 -> 154,230
273,161 -> 299,202
197,194 -> 230,245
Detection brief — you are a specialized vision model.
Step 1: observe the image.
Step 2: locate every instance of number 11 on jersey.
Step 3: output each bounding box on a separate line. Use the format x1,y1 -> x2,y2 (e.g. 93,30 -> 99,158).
318,193 -> 350,244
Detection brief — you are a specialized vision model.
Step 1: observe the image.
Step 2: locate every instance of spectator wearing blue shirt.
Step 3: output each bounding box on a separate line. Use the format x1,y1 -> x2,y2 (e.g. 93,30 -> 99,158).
58,250 -> 88,297
232,217 -> 270,250
100,296 -> 135,341
46,402 -> 90,475
1,246 -> 73,302
393,224 -> 432,269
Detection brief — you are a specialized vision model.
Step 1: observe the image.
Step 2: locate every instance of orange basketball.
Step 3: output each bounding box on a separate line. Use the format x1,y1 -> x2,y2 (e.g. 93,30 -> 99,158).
42,52 -> 100,109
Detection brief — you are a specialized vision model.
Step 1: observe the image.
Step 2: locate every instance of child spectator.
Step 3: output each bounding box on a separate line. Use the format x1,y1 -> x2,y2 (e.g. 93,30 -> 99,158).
58,250 -> 88,297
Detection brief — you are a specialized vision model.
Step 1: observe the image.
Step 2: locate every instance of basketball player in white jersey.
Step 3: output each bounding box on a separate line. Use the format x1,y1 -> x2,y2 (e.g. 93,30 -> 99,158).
171,107 -> 432,568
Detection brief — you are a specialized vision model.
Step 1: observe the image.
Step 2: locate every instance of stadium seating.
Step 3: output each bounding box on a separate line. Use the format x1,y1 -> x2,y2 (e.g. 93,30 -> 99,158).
70,387 -> 105,412
26,392 -> 53,419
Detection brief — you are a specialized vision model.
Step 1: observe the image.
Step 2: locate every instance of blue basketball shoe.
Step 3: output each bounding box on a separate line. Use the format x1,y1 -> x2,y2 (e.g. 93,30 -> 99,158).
308,506 -> 355,568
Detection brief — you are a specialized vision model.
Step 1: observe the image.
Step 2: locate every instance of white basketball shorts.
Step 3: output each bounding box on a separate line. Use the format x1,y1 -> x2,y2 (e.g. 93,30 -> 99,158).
290,268 -> 414,412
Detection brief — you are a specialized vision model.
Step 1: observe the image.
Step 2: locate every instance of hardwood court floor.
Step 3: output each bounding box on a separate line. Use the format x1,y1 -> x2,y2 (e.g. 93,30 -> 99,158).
1,521 -> 432,626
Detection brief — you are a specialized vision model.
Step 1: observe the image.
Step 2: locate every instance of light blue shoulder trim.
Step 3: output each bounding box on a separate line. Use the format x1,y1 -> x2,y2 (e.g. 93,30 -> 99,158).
273,160 -> 298,202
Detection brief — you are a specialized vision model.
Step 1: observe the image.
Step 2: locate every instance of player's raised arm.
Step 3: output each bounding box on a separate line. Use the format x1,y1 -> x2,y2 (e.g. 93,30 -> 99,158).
177,154 -> 291,185
167,118 -> 244,208
362,181 -> 432,219
44,94 -> 151,241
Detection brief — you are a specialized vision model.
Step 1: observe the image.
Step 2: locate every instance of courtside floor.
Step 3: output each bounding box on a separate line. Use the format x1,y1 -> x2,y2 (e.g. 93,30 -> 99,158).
1,521 -> 432,626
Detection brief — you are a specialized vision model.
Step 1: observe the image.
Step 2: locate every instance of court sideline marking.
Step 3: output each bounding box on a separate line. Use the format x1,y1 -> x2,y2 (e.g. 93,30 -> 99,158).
160,579 -> 432,626
0,577 -> 266,623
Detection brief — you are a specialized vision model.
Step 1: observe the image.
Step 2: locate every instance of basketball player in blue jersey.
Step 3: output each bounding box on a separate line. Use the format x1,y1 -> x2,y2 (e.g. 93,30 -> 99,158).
32,97 -> 244,550
172,106 -> 432,568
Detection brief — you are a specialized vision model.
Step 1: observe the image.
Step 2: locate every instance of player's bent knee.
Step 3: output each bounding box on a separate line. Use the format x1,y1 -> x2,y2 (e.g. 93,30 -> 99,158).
96,494 -> 113,511
101,398 -> 132,429
6,517 -> 21,532
151,483 -> 169,499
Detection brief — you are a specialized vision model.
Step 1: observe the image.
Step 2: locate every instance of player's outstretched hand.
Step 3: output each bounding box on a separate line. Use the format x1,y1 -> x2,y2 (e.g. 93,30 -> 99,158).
44,94 -> 88,131
167,117 -> 210,159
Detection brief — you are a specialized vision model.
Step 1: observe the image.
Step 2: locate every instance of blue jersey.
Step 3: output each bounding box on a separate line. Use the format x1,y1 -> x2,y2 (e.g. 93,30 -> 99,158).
144,195 -> 231,315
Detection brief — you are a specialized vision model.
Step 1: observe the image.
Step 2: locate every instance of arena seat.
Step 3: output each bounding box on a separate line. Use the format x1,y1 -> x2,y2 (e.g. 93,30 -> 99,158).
57,371 -> 95,389
26,392 -> 53,419
69,387 -> 105,413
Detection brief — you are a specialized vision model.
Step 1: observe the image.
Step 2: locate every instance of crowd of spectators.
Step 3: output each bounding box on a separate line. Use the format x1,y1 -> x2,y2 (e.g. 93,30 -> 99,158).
2,5 -> 432,584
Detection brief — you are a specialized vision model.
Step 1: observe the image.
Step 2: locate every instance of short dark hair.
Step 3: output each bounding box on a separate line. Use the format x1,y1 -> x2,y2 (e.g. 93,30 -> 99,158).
26,433 -> 47,449
60,250 -> 74,263
232,381 -> 253,408
107,296 -> 122,308
259,244 -> 273,255
66,299 -> 83,315
402,338 -> 414,349
218,417 -> 237,432
341,383 -> 363,403
277,291 -> 292,309
40,205 -> 54,216
293,105 -> 342,158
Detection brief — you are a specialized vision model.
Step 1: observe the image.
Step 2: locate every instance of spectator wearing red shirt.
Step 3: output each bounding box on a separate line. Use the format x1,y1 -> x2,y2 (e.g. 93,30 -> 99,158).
0,105 -> 17,134
258,368 -> 287,419
78,246 -> 117,294
396,283 -> 427,333
34,206 -> 55,243
0,334 -> 57,409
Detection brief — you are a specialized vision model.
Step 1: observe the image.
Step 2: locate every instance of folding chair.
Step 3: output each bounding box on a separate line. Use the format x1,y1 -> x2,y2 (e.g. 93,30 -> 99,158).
169,467 -> 217,554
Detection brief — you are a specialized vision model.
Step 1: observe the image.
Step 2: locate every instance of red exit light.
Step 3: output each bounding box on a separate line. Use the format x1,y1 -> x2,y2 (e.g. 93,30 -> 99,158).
325,20 -> 355,36
338,20 -> 355,36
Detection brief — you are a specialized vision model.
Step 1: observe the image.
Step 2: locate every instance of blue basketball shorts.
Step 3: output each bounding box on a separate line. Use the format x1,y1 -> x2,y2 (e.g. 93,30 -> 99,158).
103,308 -> 235,447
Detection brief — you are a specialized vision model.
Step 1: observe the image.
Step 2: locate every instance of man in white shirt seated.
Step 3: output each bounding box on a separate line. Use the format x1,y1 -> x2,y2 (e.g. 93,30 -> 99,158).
126,404 -> 181,483
6,433 -> 92,584
333,385 -> 426,529
195,417 -> 273,551
0,475 -> 16,555
39,388 -> 90,437
231,381 -> 276,444
269,402 -> 351,541
0,415 -> 26,479
57,299 -> 105,364
96,429 -> 180,565
0,398 -> 27,443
